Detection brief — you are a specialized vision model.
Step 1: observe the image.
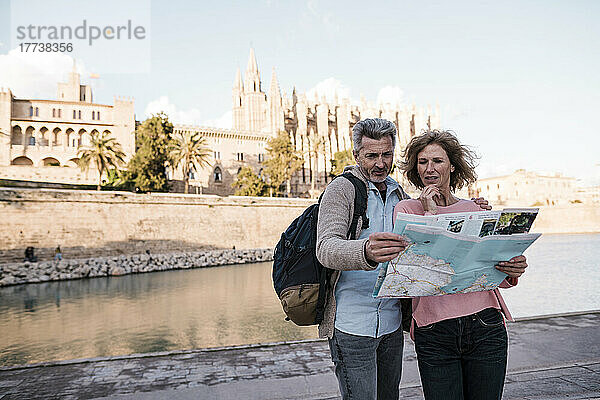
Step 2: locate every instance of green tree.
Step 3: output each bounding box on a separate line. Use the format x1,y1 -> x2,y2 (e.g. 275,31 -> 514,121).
263,131 -> 303,196
330,149 -> 354,177
127,113 -> 173,192
169,131 -> 211,194
103,168 -> 135,191
232,165 -> 266,196
77,130 -> 126,190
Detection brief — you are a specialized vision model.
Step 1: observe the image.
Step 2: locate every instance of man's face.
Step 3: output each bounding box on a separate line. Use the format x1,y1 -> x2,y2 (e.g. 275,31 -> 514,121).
353,136 -> 394,184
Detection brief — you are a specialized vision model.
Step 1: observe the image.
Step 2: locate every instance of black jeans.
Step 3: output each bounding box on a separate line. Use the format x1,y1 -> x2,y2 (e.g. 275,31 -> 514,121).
414,308 -> 508,400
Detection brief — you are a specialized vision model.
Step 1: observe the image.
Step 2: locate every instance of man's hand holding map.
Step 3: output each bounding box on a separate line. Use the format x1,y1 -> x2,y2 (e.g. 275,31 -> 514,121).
373,208 -> 541,298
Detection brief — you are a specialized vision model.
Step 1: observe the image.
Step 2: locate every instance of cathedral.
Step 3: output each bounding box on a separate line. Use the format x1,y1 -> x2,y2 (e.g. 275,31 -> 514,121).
220,48 -> 441,196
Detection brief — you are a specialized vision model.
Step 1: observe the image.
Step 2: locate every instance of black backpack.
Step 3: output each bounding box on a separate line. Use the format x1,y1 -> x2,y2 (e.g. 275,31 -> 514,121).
272,172 -> 369,326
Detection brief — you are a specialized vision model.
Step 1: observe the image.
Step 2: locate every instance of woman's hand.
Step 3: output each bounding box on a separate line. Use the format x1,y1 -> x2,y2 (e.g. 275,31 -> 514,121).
495,255 -> 528,278
419,185 -> 442,214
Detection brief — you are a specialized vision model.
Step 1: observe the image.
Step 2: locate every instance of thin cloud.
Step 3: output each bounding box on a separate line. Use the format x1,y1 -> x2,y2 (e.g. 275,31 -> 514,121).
305,77 -> 351,103
202,111 -> 232,129
145,96 -> 203,125
377,86 -> 405,108
0,48 -> 90,99
144,96 -> 232,129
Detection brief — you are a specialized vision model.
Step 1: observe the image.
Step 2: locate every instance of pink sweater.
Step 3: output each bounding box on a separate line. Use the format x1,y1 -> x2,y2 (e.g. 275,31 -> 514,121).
393,199 -> 517,335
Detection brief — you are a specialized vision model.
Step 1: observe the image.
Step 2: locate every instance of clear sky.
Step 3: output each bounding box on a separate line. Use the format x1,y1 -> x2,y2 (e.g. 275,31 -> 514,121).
1,0 -> 598,185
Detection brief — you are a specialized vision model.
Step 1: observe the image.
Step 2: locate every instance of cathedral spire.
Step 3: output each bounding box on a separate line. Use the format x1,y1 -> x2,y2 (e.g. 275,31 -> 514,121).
244,48 -> 261,93
234,67 -> 243,91
269,67 -> 281,99
246,47 -> 259,74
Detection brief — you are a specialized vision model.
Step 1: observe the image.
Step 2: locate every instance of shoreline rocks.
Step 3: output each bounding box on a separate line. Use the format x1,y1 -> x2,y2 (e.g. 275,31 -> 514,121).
0,248 -> 274,287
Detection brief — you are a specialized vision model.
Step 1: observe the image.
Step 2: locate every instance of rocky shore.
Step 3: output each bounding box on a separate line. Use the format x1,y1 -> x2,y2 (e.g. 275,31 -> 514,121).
0,248 -> 273,287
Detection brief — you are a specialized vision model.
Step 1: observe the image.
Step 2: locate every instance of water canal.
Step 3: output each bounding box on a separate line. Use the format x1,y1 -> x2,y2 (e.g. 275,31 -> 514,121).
1,233 -> 599,366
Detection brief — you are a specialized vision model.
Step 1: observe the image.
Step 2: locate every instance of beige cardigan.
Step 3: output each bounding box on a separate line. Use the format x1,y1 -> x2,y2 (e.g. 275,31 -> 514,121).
315,166 -> 409,338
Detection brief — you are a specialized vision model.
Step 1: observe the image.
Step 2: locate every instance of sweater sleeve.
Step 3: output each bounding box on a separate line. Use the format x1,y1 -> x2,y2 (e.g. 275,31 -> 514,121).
316,177 -> 375,271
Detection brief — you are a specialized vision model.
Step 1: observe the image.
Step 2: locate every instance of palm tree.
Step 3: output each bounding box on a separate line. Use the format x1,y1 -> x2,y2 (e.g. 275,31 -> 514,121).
78,131 -> 126,190
169,131 -> 211,194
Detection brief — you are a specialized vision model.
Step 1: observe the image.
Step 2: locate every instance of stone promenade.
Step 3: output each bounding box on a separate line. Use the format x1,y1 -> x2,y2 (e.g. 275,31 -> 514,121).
1,312 -> 599,400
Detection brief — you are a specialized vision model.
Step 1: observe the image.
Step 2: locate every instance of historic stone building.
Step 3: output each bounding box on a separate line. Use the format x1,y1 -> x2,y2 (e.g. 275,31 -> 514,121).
170,124 -> 270,195
474,169 -> 578,207
0,64 -> 135,185
181,48 -> 441,196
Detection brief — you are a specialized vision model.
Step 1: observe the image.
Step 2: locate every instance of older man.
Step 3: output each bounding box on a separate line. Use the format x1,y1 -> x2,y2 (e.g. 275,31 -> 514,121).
316,118 -> 410,400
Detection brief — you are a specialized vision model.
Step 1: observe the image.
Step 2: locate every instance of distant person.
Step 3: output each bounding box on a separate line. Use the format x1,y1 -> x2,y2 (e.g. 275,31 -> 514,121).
316,119 -> 492,400
394,130 -> 528,400
24,246 -> 37,263
54,246 -> 62,262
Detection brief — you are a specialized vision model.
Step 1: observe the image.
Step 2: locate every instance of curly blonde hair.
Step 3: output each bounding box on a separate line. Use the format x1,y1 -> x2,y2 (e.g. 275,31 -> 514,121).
400,130 -> 478,191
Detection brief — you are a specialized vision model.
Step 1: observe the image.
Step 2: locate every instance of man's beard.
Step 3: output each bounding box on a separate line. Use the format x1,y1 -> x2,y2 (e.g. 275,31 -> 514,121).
361,165 -> 390,183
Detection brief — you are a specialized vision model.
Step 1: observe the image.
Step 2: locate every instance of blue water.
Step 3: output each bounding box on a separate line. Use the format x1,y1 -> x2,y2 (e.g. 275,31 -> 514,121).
0,233 -> 598,366
502,233 -> 600,318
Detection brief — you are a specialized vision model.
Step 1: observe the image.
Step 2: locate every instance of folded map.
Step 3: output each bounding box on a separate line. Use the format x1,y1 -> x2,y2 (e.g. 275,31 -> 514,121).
373,209 -> 541,298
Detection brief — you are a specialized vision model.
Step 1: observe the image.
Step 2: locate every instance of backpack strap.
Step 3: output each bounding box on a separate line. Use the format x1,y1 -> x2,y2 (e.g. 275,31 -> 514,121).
341,172 -> 369,240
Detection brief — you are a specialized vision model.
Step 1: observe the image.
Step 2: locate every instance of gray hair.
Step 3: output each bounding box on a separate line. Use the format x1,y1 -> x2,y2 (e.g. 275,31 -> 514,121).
352,118 -> 397,153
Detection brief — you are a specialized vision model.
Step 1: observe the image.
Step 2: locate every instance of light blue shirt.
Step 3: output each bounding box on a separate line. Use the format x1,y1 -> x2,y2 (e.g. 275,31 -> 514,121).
334,176 -> 402,338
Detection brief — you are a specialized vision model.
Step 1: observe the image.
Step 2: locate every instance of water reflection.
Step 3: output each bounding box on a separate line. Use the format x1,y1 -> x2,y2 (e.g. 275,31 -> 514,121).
0,262 -> 317,366
1,233 -> 599,367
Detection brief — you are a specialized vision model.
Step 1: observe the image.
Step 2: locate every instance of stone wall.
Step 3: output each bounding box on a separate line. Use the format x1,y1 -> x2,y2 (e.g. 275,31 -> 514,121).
531,204 -> 600,234
0,248 -> 273,286
0,188 -> 313,264
1,188 -> 598,265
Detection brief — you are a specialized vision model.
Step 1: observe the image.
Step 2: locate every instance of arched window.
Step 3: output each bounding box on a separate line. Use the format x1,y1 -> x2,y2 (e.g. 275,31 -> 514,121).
39,127 -> 49,146
25,126 -> 35,145
42,157 -> 60,167
214,167 -> 223,183
53,128 -> 61,146
78,129 -> 87,147
11,156 -> 33,166
66,128 -> 74,147
11,126 -> 23,145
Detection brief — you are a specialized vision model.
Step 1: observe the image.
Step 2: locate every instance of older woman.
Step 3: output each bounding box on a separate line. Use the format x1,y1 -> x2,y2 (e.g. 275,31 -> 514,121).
394,130 -> 528,400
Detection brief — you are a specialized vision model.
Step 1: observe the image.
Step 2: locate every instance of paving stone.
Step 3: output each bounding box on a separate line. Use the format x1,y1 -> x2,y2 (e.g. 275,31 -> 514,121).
561,374 -> 600,392
0,313 -> 599,400
503,376 -> 590,399
506,365 -> 590,382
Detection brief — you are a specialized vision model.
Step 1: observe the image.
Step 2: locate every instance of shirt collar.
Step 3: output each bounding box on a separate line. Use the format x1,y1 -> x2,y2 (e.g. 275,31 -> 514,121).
367,176 -> 399,193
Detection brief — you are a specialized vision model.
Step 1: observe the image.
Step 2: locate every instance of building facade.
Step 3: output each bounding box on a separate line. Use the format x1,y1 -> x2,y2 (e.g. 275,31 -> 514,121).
181,48 -> 441,196
0,64 -> 135,184
474,169 -> 578,207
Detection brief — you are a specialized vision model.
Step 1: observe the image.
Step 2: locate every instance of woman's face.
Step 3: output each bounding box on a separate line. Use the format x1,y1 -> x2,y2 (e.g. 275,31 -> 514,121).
417,143 -> 454,189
